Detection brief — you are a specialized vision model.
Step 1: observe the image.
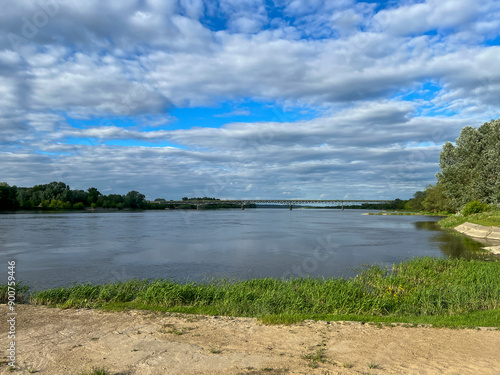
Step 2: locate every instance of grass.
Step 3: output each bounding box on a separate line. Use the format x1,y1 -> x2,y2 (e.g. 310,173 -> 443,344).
367,362 -> 381,369
438,208 -> 500,228
79,368 -> 111,375
367,207 -> 500,228
0,282 -> 30,303
303,348 -> 326,368
367,211 -> 449,216
160,323 -> 185,335
5,257 -> 495,328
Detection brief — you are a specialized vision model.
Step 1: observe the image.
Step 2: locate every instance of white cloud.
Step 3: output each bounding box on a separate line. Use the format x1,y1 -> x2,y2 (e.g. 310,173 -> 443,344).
1,0 -> 499,199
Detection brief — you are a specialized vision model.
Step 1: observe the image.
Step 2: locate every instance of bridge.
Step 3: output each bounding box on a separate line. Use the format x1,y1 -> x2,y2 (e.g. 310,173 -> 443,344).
151,199 -> 393,210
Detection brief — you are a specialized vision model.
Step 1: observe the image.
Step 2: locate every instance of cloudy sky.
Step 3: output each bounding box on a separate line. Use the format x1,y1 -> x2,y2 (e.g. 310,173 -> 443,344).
1,0 -> 499,200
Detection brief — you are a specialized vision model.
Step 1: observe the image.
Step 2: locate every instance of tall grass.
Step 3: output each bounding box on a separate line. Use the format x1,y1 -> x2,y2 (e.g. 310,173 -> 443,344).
26,257 -> 500,326
31,279 -> 151,308
439,207 -> 500,228
0,283 -> 30,304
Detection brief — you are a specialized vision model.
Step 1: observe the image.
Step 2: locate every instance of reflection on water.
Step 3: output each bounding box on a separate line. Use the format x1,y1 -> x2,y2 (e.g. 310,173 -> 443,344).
414,221 -> 486,259
0,210 -> 491,289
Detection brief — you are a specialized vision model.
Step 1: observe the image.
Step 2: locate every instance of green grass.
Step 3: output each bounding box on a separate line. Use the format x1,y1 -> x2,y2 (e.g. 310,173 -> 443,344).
0,283 -> 31,304
303,349 -> 326,368
438,208 -> 500,228
367,211 -> 449,216
15,257 -> 499,328
79,367 -> 112,375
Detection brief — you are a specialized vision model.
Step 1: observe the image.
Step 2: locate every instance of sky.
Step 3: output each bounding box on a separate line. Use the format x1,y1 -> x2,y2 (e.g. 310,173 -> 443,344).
1,0 -> 499,200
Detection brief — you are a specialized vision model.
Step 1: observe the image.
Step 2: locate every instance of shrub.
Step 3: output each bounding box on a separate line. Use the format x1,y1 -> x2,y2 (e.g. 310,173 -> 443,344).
462,200 -> 489,216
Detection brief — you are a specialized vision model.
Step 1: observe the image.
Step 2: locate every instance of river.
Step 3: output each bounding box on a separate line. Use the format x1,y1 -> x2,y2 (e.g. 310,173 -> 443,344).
0,209 -> 485,290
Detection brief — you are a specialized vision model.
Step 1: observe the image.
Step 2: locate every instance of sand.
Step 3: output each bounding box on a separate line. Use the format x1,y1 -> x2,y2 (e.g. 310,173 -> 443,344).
1,304 -> 499,375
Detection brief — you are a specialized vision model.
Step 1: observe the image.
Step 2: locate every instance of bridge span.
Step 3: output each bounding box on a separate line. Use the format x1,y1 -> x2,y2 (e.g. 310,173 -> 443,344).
156,199 -> 392,210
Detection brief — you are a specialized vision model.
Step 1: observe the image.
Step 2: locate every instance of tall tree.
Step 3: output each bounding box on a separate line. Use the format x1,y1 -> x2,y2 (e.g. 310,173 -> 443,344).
421,184 -> 453,213
0,183 -> 18,210
124,190 -> 146,209
87,187 -> 102,205
437,118 -> 500,209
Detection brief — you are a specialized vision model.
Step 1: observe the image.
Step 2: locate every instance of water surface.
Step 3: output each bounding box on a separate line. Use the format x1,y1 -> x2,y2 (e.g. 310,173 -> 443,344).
0,209 -> 484,289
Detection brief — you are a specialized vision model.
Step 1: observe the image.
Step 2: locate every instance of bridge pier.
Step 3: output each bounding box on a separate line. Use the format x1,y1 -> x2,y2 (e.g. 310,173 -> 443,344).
342,202 -> 344,211
289,204 -> 292,210
241,203 -> 245,210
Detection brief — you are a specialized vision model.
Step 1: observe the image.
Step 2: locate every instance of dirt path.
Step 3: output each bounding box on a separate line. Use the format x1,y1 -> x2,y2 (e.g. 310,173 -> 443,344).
1,305 -> 499,375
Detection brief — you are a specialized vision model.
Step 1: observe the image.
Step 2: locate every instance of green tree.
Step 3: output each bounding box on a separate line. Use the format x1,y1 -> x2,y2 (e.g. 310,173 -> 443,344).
16,189 -> 33,209
0,183 -> 18,210
124,191 -> 146,209
70,189 -> 89,205
106,194 -> 124,208
87,187 -> 102,205
421,184 -> 453,213
437,118 -> 500,209
404,191 -> 426,211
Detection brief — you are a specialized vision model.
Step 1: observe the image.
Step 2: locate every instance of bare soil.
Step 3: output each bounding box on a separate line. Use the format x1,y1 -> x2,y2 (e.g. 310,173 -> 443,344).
1,305 -> 500,375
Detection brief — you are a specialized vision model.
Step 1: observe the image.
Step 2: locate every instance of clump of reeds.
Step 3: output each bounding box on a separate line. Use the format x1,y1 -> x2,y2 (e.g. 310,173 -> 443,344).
20,257 -> 500,326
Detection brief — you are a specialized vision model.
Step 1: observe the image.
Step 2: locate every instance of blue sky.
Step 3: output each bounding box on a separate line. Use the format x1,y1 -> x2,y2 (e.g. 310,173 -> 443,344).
1,0 -> 500,200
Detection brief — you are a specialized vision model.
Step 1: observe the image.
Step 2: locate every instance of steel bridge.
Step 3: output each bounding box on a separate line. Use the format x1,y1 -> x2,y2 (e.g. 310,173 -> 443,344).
152,199 -> 392,210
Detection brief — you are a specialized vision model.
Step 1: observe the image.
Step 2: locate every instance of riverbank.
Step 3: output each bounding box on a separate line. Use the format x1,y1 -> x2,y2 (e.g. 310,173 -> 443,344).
1,304 -> 499,375
2,257 -> 494,329
437,208 -> 500,255
363,210 -> 500,255
452,222 -> 500,254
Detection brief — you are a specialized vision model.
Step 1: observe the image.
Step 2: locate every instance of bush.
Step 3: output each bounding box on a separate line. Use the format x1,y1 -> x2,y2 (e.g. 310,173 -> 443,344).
462,201 -> 489,216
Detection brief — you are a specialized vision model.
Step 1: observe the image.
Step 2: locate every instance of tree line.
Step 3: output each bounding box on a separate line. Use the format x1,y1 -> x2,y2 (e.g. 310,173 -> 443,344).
0,182 -> 251,211
0,182 -> 150,211
2,119 -> 498,213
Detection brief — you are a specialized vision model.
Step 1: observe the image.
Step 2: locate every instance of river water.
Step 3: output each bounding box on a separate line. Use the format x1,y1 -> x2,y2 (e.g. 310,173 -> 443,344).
0,209 -> 485,290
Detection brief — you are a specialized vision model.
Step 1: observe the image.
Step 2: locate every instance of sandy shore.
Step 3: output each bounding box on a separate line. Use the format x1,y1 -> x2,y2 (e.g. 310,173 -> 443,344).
1,304 -> 499,375
453,222 -> 500,254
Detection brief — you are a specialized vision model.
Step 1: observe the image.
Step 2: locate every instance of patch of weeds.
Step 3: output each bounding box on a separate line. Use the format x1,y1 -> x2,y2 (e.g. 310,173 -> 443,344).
131,348 -> 139,352
79,367 -> 112,375
303,348 -> 326,368
160,323 -> 185,335
209,348 -> 222,354
367,362 -> 381,369
185,316 -> 201,323
342,362 -> 353,368
27,368 -> 38,373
